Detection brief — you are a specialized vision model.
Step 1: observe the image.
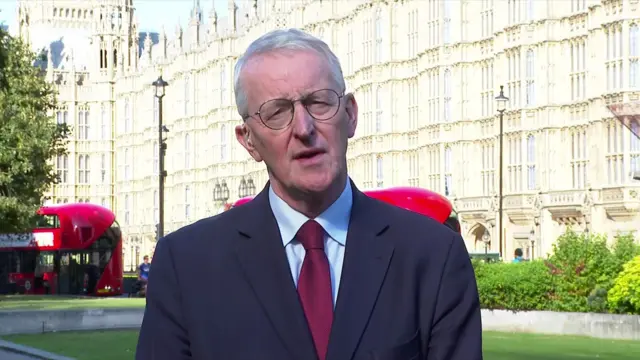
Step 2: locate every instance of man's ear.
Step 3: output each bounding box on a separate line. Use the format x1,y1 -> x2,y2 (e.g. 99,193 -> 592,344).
235,123 -> 263,162
344,93 -> 358,139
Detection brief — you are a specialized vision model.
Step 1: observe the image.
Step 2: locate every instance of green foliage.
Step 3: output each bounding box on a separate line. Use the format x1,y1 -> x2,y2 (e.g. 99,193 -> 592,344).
474,229 -> 640,314
543,230 -> 640,312
474,260 -> 554,311
607,256 -> 640,314
0,27 -> 70,233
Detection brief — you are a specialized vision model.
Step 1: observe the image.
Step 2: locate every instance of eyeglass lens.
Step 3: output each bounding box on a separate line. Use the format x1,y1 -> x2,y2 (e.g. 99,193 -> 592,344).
258,89 -> 341,129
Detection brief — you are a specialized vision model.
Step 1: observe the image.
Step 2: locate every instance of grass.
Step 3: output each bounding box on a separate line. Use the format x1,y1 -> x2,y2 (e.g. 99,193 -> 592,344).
4,330 -> 136,360
0,295 -> 145,311
483,331 -> 640,360
3,330 -> 640,360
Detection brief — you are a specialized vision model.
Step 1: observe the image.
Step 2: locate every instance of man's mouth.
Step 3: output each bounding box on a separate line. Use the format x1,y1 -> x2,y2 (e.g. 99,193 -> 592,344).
294,149 -> 325,160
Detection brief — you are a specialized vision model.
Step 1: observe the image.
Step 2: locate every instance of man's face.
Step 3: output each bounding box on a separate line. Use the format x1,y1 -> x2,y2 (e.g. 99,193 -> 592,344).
235,50 -> 358,196
143,257 -> 149,264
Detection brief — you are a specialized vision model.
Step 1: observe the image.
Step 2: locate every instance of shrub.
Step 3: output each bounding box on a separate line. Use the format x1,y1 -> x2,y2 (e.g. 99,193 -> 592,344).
474,260 -> 554,311
544,230 -> 640,312
607,255 -> 640,314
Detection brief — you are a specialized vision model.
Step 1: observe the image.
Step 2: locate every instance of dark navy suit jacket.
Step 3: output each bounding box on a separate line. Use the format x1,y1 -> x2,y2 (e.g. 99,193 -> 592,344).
135,182 -> 483,360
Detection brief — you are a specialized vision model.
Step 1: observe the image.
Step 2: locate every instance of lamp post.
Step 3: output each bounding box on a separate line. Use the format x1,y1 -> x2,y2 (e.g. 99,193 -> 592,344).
213,182 -> 221,203
495,85 -> 509,258
129,243 -> 134,272
153,75 -> 169,240
529,229 -> 535,260
482,229 -> 491,261
221,181 -> 230,203
238,178 -> 247,198
246,178 -> 256,196
213,180 -> 230,206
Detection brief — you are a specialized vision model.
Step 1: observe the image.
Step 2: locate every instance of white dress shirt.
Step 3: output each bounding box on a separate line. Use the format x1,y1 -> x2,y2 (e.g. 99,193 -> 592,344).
268,180 -> 353,306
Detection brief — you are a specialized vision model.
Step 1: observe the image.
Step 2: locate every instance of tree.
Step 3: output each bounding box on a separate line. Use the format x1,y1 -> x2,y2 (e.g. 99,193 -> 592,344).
0,26 -> 70,233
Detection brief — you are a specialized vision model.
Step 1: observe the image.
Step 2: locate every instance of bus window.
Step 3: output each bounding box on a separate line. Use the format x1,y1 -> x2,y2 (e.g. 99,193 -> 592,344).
35,215 -> 60,229
4,251 -> 39,274
37,252 -> 55,273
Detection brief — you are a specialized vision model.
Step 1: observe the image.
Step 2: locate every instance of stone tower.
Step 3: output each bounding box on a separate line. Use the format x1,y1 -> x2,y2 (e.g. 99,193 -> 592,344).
90,0 -> 137,77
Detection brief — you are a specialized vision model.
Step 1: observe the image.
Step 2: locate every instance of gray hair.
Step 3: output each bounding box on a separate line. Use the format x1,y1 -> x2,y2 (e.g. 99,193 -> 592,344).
233,28 -> 346,118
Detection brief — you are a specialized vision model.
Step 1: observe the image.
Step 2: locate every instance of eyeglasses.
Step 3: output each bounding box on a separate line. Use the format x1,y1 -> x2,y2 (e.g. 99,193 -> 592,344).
251,89 -> 344,130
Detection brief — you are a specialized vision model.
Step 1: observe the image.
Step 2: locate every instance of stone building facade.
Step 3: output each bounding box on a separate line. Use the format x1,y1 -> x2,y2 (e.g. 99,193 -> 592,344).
14,0 -> 640,268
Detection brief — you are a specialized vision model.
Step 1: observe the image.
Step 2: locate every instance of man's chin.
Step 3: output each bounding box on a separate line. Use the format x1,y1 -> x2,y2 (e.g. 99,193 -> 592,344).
290,172 -> 336,194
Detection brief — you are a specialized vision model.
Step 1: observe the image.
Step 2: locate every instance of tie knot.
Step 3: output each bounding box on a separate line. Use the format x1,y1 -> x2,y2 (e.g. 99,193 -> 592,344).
296,220 -> 325,250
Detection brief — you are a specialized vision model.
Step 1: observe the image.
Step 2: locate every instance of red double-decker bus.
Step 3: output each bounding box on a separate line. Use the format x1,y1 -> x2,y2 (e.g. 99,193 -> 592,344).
231,186 -> 461,233
0,203 -> 124,297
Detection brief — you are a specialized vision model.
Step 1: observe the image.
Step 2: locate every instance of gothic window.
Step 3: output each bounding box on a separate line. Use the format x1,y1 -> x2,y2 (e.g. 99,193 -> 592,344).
376,156 -> 384,187
526,135 -> 536,190
444,146 -> 453,196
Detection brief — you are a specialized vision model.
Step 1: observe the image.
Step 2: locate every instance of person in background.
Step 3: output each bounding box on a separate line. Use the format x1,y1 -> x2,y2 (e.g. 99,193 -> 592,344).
138,255 -> 150,284
512,248 -> 525,263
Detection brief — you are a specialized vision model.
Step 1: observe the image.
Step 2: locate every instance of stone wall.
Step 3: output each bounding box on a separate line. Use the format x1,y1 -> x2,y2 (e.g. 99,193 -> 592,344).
0,308 -> 143,336
481,309 -> 640,340
1,308 -> 639,341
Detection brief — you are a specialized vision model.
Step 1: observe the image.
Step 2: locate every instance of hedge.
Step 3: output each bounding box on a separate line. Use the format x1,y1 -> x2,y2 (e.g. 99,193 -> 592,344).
473,229 -> 640,314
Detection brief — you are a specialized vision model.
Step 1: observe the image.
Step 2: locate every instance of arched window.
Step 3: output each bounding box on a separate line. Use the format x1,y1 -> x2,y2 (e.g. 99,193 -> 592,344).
184,185 -> 191,219
184,75 -> 190,115
124,98 -> 130,132
444,146 -> 453,196
527,135 -> 536,190
220,125 -> 227,161
443,69 -> 452,122
526,49 -> 535,106
184,133 -> 191,168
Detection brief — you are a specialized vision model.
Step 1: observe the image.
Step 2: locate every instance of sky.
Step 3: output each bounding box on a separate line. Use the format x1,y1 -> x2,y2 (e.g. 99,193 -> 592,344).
0,0 -> 229,34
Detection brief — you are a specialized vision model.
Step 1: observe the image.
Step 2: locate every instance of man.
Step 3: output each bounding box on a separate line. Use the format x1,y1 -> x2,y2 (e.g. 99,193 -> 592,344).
136,28 -> 482,360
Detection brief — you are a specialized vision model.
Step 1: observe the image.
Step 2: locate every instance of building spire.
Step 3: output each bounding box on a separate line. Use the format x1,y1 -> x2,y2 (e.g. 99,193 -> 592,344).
190,0 -> 202,23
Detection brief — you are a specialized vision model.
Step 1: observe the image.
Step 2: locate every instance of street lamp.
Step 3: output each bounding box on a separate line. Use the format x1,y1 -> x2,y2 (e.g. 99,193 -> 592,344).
495,85 -> 509,258
238,178 -> 247,198
482,229 -> 490,256
221,180 -> 230,203
213,182 -> 221,202
153,75 -> 169,240
529,229 -> 536,260
247,178 -> 256,196
213,181 -> 230,204
129,244 -> 134,272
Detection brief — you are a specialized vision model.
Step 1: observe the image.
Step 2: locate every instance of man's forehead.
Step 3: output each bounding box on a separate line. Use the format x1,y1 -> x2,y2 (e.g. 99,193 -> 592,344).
243,52 -> 333,100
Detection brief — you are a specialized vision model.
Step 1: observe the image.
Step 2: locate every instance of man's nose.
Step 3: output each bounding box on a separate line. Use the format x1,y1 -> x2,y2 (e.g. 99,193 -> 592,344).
291,102 -> 315,138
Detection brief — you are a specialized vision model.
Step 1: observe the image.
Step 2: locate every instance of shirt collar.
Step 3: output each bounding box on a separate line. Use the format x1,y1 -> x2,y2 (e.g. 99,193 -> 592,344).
269,179 -> 352,247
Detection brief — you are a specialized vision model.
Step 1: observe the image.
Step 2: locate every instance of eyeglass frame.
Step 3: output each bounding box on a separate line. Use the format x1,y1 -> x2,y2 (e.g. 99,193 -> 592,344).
244,88 -> 346,130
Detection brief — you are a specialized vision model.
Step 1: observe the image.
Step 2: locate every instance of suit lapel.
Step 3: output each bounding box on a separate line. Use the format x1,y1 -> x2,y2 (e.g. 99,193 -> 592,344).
233,183 -> 317,360
327,183 -> 395,360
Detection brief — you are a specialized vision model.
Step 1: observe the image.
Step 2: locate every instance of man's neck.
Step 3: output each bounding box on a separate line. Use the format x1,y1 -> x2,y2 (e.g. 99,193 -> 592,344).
270,173 -> 348,218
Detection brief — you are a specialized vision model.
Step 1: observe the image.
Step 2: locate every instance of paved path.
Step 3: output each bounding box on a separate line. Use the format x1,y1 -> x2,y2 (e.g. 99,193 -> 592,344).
0,348 -> 40,360
0,339 -> 75,360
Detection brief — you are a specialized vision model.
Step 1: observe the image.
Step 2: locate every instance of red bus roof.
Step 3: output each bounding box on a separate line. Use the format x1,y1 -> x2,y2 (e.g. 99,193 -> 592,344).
0,203 -> 118,250
232,186 -> 453,223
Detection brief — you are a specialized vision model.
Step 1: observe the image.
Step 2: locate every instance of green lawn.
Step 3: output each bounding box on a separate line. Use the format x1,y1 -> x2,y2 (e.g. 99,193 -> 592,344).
0,295 -> 146,311
3,330 -> 640,360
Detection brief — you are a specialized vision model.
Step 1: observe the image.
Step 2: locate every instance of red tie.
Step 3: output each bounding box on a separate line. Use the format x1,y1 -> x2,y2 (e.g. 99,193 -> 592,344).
296,220 -> 333,360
